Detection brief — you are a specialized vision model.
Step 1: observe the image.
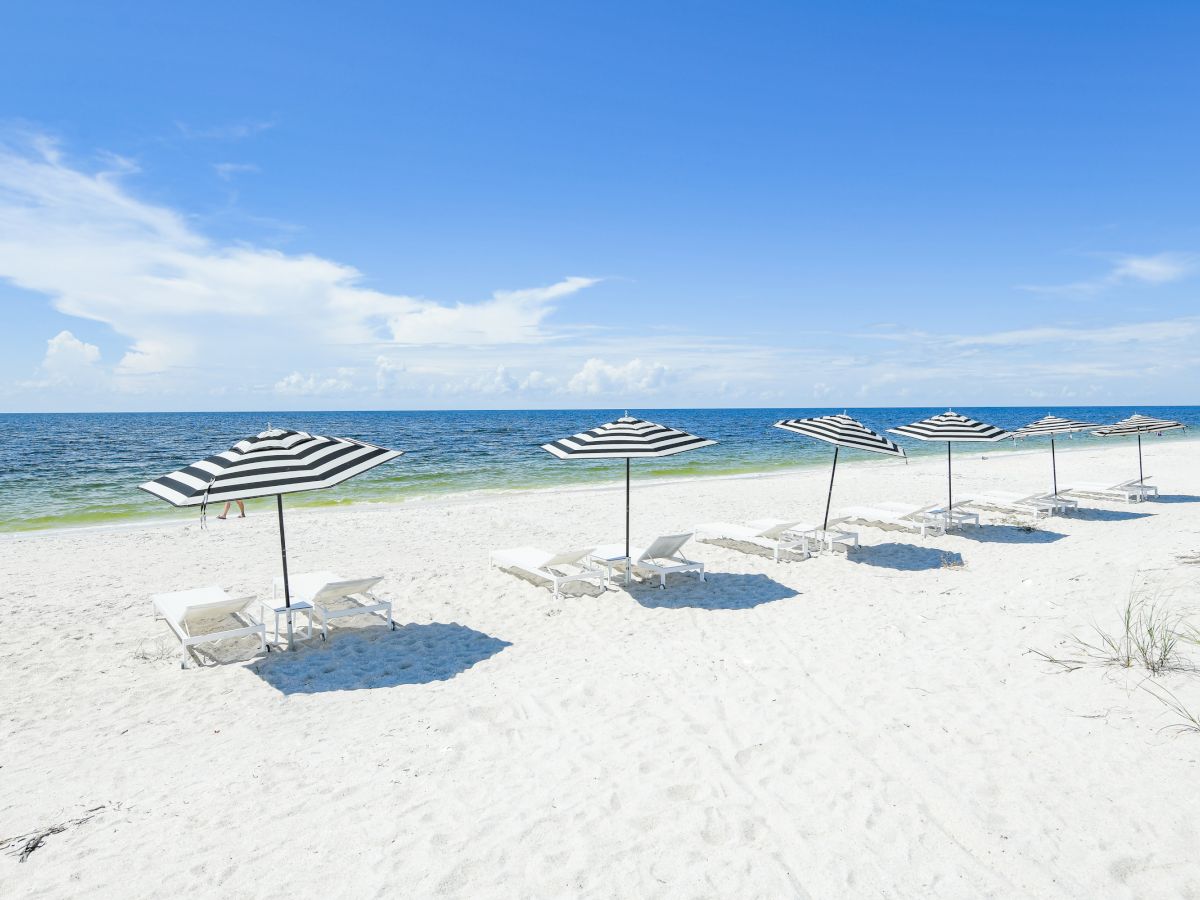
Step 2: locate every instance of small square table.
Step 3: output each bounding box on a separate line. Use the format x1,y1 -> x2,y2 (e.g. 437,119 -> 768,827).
801,527 -> 860,553
257,597 -> 315,644
589,546 -> 632,586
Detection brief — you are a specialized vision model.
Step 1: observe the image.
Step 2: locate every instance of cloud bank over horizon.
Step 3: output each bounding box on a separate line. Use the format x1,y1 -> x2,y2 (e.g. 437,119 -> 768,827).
1,134 -> 1198,412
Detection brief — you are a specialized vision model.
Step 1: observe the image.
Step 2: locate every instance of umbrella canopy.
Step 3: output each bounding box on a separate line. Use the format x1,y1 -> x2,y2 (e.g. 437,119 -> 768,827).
1093,413 -> 1186,436
1012,415 -> 1098,497
774,414 -> 905,530
140,428 -> 402,648
541,415 -> 716,559
889,411 -> 1011,519
1093,413 -> 1186,485
140,428 -> 402,507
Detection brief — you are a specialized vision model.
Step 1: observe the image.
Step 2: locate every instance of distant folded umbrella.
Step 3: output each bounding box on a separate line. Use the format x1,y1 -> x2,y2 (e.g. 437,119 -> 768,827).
1093,413 -> 1186,487
140,427 -> 403,648
1012,415 -> 1098,497
541,414 -> 716,559
889,411 -> 1011,522
774,413 -> 905,530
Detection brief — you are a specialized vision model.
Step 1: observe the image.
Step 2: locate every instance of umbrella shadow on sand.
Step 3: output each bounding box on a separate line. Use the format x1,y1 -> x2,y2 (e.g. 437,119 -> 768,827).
1152,494 -> 1200,504
251,622 -> 510,694
628,572 -> 798,611
847,542 -> 960,572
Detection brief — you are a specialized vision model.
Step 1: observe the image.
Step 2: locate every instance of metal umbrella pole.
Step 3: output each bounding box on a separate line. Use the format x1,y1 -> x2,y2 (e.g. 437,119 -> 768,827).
1137,434 -> 1145,485
946,441 -> 953,525
1051,436 -> 1058,497
625,458 -> 631,560
276,494 -> 295,651
822,446 -> 840,531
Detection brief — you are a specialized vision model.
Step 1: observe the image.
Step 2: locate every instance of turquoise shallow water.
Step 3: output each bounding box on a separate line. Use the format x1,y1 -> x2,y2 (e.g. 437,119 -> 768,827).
1,406 -> 1196,532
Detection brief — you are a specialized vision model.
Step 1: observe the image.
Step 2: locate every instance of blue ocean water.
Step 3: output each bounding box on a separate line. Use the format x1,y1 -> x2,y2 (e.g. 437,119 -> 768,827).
0,407 -> 1196,532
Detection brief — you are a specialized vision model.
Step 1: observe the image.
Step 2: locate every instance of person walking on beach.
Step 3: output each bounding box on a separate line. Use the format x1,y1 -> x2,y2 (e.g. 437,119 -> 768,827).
218,499 -> 245,519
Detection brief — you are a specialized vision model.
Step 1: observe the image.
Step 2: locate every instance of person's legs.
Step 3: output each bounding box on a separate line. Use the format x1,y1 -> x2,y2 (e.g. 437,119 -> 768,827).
236,499 -> 245,518
218,501 -> 231,520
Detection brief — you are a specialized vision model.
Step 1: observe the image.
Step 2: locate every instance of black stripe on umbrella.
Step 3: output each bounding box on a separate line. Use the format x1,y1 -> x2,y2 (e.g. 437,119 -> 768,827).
1012,415 -> 1098,497
1093,414 -> 1186,486
139,428 -> 403,650
889,411 -> 1011,521
541,415 -> 716,559
774,414 -> 905,530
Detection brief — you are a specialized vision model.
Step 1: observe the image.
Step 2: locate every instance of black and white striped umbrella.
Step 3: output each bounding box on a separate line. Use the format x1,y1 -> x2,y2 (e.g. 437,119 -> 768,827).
1012,415 -> 1098,497
889,411 -> 1011,516
774,414 -> 905,530
1093,414 -> 1186,486
140,428 -> 402,647
541,415 -> 716,558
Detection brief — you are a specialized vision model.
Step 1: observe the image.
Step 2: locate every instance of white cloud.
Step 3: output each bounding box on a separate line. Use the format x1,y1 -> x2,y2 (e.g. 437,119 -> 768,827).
567,358 -> 669,395
176,119 -> 277,141
0,135 -> 600,386
384,276 -> 600,345
1019,252 -> 1194,295
43,329 -> 100,374
273,371 -> 354,396
951,317 -> 1200,347
214,162 -> 259,181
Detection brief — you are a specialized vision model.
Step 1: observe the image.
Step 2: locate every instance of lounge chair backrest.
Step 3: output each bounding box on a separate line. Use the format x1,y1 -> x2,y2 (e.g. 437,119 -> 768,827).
152,586 -> 256,639
760,521 -> 803,538
309,576 -> 384,605
544,548 -> 595,568
640,533 -> 693,561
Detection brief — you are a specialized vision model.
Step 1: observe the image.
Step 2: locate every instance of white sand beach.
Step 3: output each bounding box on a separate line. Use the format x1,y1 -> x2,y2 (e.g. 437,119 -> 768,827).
3,438 -> 1200,899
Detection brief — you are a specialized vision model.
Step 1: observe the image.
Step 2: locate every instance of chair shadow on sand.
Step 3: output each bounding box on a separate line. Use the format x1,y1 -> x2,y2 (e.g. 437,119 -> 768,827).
628,572 -> 798,611
494,566 -> 608,600
954,524 -> 1067,544
251,622 -> 511,695
1152,494 -> 1200,504
1068,507 -> 1155,522
847,542 -> 961,572
699,537 -> 810,564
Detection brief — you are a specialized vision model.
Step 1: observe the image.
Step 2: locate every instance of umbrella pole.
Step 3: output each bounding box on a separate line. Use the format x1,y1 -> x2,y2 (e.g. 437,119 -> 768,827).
1137,434 -> 1144,485
1051,437 -> 1058,497
625,458 -> 631,560
822,446 -> 839,531
946,442 -> 953,527
277,493 -> 295,651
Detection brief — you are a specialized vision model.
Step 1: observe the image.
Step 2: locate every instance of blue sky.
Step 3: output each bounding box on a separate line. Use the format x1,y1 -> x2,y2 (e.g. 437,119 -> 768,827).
2,1 -> 1198,411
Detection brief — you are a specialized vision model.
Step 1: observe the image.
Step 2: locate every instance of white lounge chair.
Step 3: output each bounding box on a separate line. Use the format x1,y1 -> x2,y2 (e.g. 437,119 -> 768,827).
910,502 -> 981,530
593,533 -> 706,589
1067,479 -> 1158,503
694,519 -> 809,561
833,504 -> 946,538
274,571 -> 392,640
489,547 -> 605,599
151,586 -> 267,669
969,491 -> 1075,518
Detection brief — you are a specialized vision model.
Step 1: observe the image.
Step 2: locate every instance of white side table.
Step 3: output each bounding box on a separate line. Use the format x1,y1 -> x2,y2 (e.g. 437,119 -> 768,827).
802,527 -> 859,553
257,597 -> 315,644
589,546 -> 632,586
